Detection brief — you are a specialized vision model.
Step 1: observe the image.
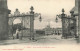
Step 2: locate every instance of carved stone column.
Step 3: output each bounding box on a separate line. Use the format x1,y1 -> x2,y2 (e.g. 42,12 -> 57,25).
0,0 -> 9,40
78,0 -> 80,42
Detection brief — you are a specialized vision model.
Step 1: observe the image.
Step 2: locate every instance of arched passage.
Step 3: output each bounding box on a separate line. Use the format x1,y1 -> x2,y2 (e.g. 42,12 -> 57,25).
13,18 -> 22,24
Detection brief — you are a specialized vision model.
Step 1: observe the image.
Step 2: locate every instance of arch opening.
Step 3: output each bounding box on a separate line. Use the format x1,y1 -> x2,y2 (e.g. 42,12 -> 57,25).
13,18 -> 22,24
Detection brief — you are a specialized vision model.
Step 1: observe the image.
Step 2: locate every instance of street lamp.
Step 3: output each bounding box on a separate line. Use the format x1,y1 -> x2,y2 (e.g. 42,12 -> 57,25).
55,8 -> 66,23
55,15 -> 58,23
39,15 -> 42,22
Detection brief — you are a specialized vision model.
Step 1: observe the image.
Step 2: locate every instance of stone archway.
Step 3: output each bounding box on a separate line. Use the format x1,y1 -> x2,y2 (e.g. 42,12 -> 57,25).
8,17 -> 23,38
8,17 -> 31,38
8,9 -> 31,39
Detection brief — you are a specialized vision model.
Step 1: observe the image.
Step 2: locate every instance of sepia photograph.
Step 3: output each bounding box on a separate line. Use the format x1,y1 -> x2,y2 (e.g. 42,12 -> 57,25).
0,0 -> 80,51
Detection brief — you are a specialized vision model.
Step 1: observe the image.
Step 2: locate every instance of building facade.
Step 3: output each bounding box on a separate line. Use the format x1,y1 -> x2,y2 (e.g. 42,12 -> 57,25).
52,28 -> 62,35
70,0 -> 78,36
43,25 -> 62,35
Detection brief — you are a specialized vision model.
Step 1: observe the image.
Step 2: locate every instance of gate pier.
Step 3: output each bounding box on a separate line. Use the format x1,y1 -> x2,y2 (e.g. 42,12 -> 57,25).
0,0 -> 10,40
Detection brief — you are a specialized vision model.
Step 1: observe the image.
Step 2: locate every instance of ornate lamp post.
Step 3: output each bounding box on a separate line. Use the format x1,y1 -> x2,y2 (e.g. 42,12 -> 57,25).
30,6 -> 34,40
30,6 -> 42,40
55,8 -> 66,38
39,14 -> 42,22
55,8 -> 78,39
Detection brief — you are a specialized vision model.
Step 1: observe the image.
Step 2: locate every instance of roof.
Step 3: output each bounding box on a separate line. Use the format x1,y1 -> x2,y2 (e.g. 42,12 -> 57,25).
70,0 -> 78,14
70,7 -> 78,14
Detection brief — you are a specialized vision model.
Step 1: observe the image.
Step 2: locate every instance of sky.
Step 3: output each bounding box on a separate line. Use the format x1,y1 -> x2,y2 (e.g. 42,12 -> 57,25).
7,0 -> 75,29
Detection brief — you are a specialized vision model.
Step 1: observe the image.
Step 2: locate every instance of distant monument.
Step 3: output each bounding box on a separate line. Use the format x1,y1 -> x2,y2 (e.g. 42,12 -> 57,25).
0,0 -> 10,40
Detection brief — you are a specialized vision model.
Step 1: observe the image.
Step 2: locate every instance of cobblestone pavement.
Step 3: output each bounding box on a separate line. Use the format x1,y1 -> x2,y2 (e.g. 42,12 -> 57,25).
0,35 -> 79,45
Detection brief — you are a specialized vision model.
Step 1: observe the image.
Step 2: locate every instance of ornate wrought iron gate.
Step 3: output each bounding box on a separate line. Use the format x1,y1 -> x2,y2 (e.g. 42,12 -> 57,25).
8,9 -> 30,39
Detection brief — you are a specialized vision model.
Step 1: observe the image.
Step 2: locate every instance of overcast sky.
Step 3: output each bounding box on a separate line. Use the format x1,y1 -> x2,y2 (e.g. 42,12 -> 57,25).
7,0 -> 75,29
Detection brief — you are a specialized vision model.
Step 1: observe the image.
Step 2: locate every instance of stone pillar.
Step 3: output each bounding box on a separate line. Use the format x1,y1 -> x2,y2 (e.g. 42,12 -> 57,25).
61,9 -> 66,38
74,0 -> 78,36
30,6 -> 34,40
78,0 -> 80,42
0,0 -> 9,40
75,0 -> 78,7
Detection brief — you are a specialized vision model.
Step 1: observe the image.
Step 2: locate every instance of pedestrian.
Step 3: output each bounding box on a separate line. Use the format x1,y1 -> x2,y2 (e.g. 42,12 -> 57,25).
18,29 -> 22,40
13,33 -> 16,39
12,29 -> 17,39
16,28 -> 19,39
